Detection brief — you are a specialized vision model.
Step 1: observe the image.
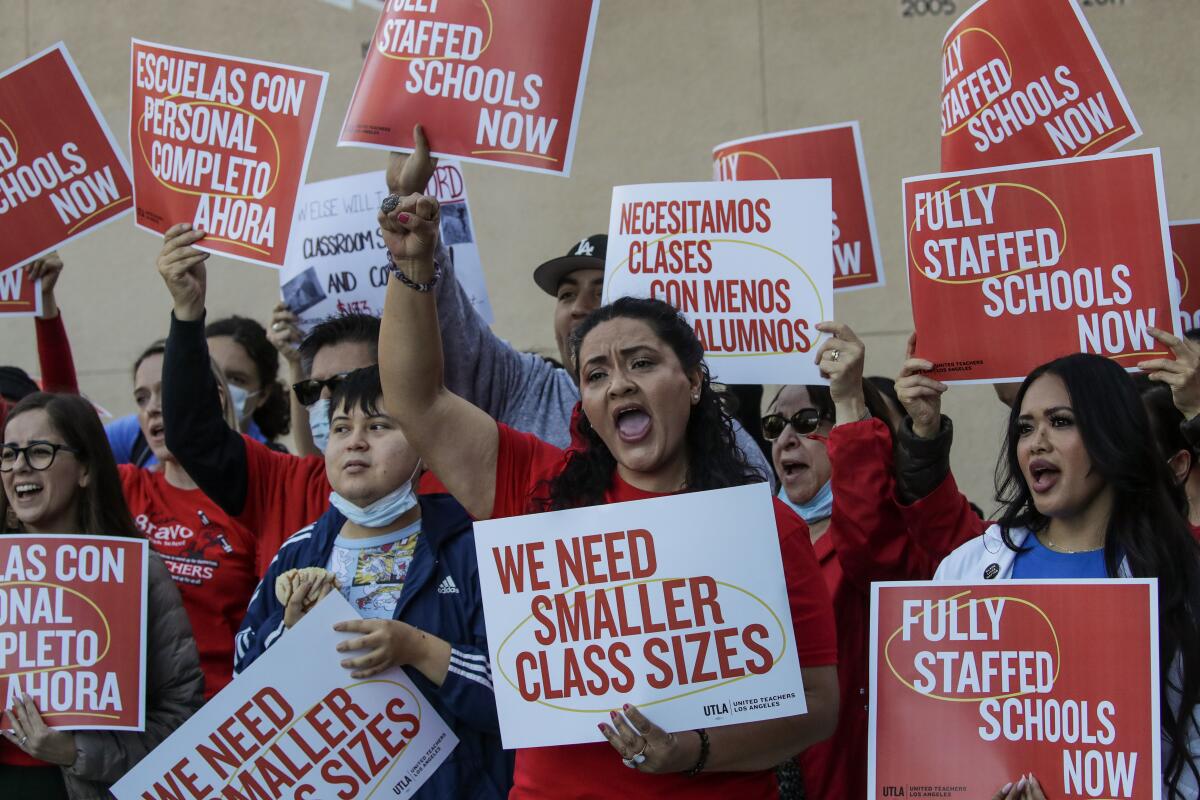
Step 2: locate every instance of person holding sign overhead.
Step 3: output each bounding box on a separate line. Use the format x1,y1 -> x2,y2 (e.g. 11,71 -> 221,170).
0,393 -> 203,800
907,350 -> 1200,798
374,192 -> 838,798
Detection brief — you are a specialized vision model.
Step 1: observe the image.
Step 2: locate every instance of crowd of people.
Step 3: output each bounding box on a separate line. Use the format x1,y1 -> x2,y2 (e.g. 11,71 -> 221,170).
2,131 -> 1200,800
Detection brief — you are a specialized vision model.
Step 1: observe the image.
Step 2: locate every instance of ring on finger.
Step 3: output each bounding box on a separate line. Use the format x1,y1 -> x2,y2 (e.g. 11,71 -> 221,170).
830,349 -> 841,362
380,194 -> 401,213
622,757 -> 637,769
271,322 -> 285,332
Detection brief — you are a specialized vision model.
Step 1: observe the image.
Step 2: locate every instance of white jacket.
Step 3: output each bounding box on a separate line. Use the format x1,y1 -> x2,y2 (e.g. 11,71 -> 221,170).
935,525 -> 1199,797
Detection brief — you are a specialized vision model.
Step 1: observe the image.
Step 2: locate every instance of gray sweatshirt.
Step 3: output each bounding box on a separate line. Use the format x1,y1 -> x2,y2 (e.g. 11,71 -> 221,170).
432,244 -> 774,488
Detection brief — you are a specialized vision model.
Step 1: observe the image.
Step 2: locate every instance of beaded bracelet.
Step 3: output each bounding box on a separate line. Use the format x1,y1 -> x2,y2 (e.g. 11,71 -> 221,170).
683,728 -> 709,776
386,255 -> 442,293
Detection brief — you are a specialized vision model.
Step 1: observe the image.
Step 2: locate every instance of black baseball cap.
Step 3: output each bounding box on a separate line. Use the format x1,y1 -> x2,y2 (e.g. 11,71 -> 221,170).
533,235 -> 607,296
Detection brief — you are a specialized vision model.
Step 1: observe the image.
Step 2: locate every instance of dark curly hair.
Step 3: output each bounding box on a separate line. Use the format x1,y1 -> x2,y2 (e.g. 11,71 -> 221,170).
996,354 -> 1200,795
205,316 -> 290,441
534,297 -> 766,511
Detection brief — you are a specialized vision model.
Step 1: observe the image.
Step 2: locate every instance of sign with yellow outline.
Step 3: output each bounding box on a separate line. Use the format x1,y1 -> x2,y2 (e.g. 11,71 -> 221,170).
113,592 -> 457,800
0,43 -> 134,274
130,39 -> 328,268
340,0 -> 600,177
940,0 -> 1140,171
603,179 -> 834,385
472,482 -> 806,748
869,579 -> 1160,799
0,266 -> 42,318
905,149 -> 1177,384
0,534 -> 147,731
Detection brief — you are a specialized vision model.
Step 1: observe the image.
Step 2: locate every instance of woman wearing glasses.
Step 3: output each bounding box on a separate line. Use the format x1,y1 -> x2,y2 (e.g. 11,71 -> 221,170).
766,322 -> 976,800
0,393 -> 204,799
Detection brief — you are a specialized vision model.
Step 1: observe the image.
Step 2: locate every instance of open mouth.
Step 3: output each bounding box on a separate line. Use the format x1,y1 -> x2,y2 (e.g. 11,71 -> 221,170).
13,482 -> 42,500
1029,459 -> 1060,493
147,421 -> 165,440
613,404 -> 652,444
779,456 -> 808,481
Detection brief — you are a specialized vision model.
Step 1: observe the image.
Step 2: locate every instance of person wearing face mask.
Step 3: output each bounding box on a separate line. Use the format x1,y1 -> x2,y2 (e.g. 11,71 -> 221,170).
375,193 -> 838,799
766,323 -> 975,800
234,366 -> 510,799
112,340 -> 262,700
1,393 -> 204,799
893,347 -> 1200,798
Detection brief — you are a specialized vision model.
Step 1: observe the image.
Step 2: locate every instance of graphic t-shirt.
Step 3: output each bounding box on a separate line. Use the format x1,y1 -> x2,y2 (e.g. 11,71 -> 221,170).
327,519 -> 422,619
1011,533 -> 1108,579
118,464 -> 259,698
490,422 -> 838,800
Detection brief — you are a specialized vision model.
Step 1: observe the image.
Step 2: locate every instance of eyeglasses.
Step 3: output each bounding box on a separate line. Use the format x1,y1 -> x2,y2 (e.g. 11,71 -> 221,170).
761,409 -> 825,441
1,441 -> 80,472
292,372 -> 352,407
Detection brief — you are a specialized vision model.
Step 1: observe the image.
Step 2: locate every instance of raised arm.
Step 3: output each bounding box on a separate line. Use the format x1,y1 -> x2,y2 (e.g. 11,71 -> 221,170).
158,223 -> 251,515
378,194 -> 500,520
28,253 -> 80,394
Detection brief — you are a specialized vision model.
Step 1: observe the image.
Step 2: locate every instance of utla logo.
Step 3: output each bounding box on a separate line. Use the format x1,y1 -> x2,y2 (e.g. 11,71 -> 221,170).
883,786 -> 906,797
702,702 -> 729,717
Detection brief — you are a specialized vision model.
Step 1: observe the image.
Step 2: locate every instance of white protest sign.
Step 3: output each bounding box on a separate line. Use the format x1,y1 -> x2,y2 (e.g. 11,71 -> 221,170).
603,180 -> 834,384
280,165 -> 492,332
473,482 -> 806,749
112,592 -> 457,800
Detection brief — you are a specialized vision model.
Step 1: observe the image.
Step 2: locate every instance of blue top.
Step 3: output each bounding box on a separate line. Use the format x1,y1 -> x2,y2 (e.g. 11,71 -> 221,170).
1011,533 -> 1108,579
106,413 -> 266,467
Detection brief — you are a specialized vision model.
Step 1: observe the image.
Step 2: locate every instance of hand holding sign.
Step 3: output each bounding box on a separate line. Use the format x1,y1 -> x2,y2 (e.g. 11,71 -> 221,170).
2,693 -> 77,765
990,773 -> 1048,800
896,333 -> 947,439
334,618 -> 450,681
599,704 -> 695,774
1138,326 -> 1200,420
156,223 -> 209,322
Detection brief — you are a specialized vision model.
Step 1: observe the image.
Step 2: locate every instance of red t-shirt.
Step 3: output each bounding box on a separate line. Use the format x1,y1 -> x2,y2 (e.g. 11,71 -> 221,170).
119,465 -> 259,699
237,436 -> 329,573
490,423 -> 837,800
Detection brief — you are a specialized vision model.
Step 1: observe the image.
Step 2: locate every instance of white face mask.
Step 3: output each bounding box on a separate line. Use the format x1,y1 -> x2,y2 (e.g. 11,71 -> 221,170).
308,398 -> 330,452
227,384 -> 259,423
328,460 -> 421,527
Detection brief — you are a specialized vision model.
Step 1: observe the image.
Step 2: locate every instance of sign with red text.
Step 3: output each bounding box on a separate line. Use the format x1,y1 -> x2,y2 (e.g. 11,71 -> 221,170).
339,0 -> 601,176
713,122 -> 884,292
905,149 -> 1176,384
940,0 -> 1139,172
473,483 -> 806,748
0,535 -> 147,730
112,592 -> 457,800
0,267 -> 41,317
130,40 -> 328,268
1171,221 -> 1200,334
870,580 -> 1160,800
0,43 -> 133,274
603,180 -> 834,385
280,163 -> 492,332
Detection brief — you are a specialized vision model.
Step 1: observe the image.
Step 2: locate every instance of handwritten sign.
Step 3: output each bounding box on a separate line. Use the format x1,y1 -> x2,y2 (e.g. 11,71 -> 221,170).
130,39 -> 327,268
0,43 -> 133,274
1,535 -> 147,730
870,580 -> 1160,799
473,483 -> 806,748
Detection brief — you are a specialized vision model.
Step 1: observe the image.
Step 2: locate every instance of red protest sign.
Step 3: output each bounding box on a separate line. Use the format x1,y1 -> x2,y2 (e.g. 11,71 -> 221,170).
713,123 -> 884,293
1171,221 -> 1200,334
0,267 -> 41,317
340,0 -> 600,176
940,0 -> 1139,172
130,40 -> 327,268
870,580 -> 1160,799
905,149 -> 1177,384
0,43 -> 133,275
0,535 -> 148,730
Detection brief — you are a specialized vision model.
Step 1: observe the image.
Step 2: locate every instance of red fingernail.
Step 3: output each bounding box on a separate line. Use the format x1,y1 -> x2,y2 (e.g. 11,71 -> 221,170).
623,704 -> 630,711
609,710 -> 617,719
397,213 -> 410,223
597,723 -> 606,732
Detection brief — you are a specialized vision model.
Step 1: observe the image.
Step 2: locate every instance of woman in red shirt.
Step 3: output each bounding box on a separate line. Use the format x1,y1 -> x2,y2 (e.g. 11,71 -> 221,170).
373,193 -> 839,799
116,341 -> 261,699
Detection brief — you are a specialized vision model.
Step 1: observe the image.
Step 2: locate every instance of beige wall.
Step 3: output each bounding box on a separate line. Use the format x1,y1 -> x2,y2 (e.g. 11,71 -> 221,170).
2,0 -> 1197,509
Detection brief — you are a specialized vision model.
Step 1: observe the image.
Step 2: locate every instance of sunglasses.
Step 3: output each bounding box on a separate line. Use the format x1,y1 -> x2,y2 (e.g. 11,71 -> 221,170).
761,408 -> 825,441
292,372 -> 352,407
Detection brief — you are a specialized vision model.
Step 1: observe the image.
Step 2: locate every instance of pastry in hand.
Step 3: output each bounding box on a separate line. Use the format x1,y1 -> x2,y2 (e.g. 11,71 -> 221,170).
275,567 -> 340,607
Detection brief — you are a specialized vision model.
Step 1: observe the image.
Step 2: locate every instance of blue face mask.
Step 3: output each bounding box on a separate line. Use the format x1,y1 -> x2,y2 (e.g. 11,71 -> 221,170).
329,477 -> 419,528
226,384 -> 258,423
308,399 -> 330,452
779,479 -> 834,524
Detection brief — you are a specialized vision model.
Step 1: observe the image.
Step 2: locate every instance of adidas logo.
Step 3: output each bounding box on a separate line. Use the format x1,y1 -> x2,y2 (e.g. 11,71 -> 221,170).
573,238 -> 595,257
437,575 -> 459,595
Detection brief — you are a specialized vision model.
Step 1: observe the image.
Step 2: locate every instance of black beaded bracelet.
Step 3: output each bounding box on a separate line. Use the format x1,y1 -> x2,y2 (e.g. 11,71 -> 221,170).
386,255 -> 441,293
683,728 -> 709,776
